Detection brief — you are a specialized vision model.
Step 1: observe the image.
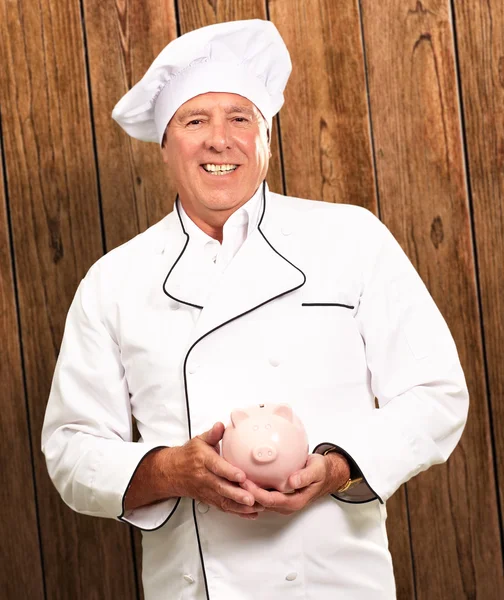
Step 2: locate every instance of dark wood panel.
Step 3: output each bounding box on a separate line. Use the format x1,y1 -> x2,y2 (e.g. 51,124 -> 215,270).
269,0 -> 377,211
361,1 -> 503,598
453,0 -> 504,527
83,0 -> 178,253
177,0 -> 284,194
0,0 -> 137,597
0,136 -> 44,598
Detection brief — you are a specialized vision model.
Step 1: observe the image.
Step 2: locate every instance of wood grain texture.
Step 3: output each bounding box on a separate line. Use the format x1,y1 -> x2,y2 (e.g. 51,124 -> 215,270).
83,0 -> 178,252
2,1 -> 503,598
177,0 -> 284,194
361,1 -> 503,597
0,138 -> 44,598
0,0 -> 137,597
269,0 -> 377,210
453,0 -> 504,530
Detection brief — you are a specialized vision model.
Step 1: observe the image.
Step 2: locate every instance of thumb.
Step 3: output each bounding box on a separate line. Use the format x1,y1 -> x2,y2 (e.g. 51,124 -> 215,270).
198,422 -> 225,447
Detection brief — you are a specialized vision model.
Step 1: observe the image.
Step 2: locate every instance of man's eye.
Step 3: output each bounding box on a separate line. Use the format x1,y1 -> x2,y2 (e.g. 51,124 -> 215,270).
187,119 -> 202,126
234,117 -> 248,123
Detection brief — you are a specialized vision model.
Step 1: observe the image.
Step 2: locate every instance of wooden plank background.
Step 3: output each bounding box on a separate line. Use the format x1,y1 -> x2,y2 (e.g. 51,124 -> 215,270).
1,0 -> 502,598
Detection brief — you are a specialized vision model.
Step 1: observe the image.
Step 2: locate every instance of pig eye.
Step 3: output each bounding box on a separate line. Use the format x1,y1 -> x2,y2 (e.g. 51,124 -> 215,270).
265,424 -> 271,430
253,425 -> 259,431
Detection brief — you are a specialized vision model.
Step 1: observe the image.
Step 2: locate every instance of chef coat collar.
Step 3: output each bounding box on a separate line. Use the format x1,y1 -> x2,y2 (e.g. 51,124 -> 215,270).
162,180 -> 306,324
177,184 -> 263,246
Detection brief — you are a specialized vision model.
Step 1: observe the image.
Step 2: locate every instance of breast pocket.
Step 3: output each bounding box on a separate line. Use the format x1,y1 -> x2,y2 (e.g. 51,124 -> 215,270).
285,302 -> 368,386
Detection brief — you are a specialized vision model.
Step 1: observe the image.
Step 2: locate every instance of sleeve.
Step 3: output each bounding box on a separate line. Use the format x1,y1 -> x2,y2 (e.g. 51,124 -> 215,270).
41,266 -> 179,530
315,213 -> 469,504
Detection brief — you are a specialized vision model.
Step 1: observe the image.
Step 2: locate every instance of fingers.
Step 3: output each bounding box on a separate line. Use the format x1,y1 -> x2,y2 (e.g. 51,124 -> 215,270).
198,422 -> 225,447
240,480 -> 284,508
180,428 -> 262,514
288,454 -> 325,490
206,489 -> 264,515
206,451 -> 246,485
240,479 -> 311,514
216,478 -> 255,505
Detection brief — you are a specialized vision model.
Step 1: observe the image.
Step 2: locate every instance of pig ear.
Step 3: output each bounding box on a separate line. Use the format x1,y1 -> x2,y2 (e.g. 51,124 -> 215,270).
231,410 -> 249,427
273,404 -> 293,422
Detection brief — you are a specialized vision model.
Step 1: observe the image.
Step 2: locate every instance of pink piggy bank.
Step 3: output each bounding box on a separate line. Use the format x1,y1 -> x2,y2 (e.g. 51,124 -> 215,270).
221,403 -> 309,492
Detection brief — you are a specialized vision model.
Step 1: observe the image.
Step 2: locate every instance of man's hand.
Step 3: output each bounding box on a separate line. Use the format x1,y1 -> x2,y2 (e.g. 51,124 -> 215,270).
239,452 -> 350,516
168,422 -> 264,519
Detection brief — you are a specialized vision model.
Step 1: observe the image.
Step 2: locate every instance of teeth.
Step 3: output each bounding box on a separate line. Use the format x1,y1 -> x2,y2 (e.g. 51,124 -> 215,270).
202,164 -> 238,174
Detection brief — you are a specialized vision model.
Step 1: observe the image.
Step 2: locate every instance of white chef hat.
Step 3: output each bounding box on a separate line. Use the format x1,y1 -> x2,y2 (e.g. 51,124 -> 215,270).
111,19 -> 291,146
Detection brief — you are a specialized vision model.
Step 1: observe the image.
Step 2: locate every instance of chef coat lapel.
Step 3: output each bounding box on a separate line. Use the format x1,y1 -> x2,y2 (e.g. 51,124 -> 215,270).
162,200 -> 210,309
189,198 -> 306,343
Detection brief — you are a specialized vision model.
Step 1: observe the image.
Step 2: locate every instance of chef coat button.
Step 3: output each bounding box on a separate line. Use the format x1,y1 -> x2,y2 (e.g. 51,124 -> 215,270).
197,502 -> 210,514
281,226 -> 292,236
169,300 -> 179,310
285,572 -> 298,581
269,357 -> 281,367
188,362 -> 199,374
183,574 -> 195,584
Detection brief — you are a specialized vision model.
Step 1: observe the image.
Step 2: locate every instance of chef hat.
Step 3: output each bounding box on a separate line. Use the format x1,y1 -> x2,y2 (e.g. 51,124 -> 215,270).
111,19 -> 292,145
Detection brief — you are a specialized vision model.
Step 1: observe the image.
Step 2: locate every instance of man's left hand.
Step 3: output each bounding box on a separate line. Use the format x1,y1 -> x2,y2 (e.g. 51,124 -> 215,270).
240,452 -> 350,515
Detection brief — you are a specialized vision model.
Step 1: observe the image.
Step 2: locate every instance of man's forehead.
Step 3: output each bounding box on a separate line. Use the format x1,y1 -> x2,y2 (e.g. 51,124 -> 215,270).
174,93 -> 260,118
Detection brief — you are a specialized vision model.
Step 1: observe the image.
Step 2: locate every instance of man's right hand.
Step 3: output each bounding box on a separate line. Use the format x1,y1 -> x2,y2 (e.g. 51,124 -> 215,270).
168,422 -> 263,519
125,422 -> 263,519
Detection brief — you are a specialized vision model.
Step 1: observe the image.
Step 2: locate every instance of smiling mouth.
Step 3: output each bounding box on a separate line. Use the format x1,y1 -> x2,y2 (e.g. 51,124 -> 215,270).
201,163 -> 239,175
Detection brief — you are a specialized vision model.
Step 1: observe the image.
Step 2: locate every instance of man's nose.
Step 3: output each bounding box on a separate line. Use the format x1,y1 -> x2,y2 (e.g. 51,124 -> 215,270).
204,121 -> 232,152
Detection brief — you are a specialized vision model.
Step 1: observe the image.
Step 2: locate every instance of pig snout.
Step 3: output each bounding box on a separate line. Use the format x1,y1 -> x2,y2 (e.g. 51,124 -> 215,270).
252,445 -> 277,463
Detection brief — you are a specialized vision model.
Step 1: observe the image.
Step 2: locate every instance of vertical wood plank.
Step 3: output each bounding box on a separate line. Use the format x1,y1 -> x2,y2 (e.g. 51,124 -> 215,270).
452,0 -> 504,534
177,0 -> 284,194
269,0 -> 378,211
0,131 -> 45,598
0,0 -> 137,597
268,0 -> 413,596
83,0 -> 178,253
361,1 -> 504,598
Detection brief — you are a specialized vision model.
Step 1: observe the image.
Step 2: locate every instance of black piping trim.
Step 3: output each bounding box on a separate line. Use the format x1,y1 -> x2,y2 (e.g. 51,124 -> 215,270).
302,303 -> 354,309
180,181 -> 306,600
117,445 -> 181,531
162,196 -> 204,310
329,494 -> 377,505
192,499 -> 210,595
313,442 -> 383,504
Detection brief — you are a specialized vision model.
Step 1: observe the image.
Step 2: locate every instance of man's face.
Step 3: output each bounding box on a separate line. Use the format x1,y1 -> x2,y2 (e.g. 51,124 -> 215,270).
161,92 -> 270,225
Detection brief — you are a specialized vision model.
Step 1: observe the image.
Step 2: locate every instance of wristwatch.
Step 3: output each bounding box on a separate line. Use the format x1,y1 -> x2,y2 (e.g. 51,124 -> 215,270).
323,447 -> 364,493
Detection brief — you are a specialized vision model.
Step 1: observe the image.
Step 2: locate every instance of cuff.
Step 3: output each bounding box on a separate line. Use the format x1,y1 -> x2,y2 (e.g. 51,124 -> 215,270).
120,497 -> 181,530
91,442 -> 181,529
313,442 -> 381,504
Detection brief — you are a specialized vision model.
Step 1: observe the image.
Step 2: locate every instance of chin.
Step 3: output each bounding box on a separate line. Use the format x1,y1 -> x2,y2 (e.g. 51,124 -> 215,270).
203,192 -> 246,212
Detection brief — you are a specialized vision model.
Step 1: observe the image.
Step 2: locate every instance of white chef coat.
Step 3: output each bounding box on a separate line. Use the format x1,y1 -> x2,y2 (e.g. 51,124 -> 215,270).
178,190 -> 374,502
42,182 -> 468,599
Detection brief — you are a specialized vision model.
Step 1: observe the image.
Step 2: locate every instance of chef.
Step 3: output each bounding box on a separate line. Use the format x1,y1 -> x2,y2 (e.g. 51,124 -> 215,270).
42,19 -> 469,600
